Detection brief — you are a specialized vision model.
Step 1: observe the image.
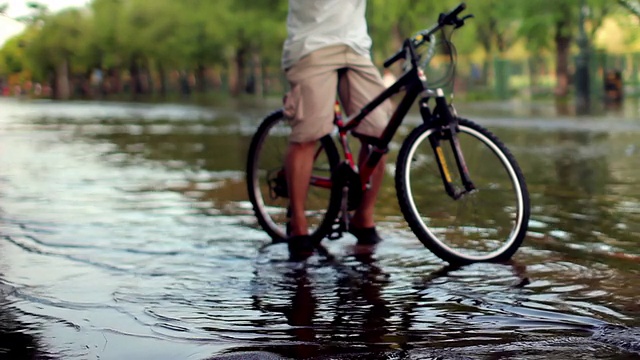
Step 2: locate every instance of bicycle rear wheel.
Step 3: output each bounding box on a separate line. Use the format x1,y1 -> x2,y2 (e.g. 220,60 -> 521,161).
395,118 -> 530,264
246,110 -> 341,244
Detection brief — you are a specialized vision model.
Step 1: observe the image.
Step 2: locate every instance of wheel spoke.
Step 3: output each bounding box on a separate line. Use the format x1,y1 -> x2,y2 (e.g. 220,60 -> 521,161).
247,111 -> 341,243
397,120 -> 529,263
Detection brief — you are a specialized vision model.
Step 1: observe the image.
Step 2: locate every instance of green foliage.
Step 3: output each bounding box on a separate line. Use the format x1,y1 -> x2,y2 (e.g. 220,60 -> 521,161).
228,0 -> 288,65
0,0 -> 637,97
515,0 -> 615,51
618,0 -> 640,18
0,35 -> 27,74
24,8 -> 91,79
469,0 -> 520,54
368,0 -> 460,62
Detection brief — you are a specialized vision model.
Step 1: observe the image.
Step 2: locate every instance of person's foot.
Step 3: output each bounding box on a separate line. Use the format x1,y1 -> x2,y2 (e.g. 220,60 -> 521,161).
287,235 -> 316,261
348,226 -> 383,245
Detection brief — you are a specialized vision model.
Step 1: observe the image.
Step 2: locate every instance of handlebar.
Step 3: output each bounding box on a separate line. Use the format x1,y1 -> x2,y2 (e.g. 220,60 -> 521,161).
439,3 -> 466,26
383,2 -> 470,69
383,49 -> 405,68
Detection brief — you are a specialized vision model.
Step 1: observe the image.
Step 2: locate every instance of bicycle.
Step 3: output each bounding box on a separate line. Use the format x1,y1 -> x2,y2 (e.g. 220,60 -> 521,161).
246,3 -> 530,265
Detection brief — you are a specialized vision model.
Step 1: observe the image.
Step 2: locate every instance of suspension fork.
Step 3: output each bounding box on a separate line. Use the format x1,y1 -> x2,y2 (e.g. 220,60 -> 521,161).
423,95 -> 476,200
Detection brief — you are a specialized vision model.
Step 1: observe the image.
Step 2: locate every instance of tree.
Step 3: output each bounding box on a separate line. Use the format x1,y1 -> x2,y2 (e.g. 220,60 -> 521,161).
225,0 -> 287,96
461,0 -> 519,54
179,0 -> 233,93
517,0 -> 615,97
115,0 -> 181,96
2,0 -> 637,101
368,0 -> 462,64
26,8 -> 91,99
0,35 -> 27,74
456,0 -> 520,87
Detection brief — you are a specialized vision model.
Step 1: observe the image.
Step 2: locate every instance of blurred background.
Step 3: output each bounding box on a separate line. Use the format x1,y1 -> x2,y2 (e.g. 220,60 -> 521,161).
1,1 -> 640,359
0,0 -> 639,107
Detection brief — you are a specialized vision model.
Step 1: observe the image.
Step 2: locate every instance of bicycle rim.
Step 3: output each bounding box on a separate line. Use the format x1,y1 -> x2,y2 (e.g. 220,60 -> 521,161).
398,120 -> 529,263
246,111 -> 339,243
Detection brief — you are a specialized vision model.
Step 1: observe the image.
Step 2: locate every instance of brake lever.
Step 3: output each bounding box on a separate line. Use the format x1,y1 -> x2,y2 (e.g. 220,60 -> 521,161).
454,14 -> 474,28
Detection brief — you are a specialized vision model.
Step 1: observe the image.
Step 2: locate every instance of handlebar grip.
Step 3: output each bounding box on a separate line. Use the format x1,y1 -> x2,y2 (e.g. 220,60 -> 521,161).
383,50 -> 404,68
439,3 -> 466,25
450,3 -> 467,18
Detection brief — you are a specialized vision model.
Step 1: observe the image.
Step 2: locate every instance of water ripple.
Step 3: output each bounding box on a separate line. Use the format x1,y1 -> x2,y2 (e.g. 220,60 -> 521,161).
1,99 -> 639,359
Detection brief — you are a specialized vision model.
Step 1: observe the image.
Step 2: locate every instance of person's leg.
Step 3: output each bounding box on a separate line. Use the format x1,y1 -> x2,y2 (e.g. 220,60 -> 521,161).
350,143 -> 387,230
337,81 -> 387,234
283,46 -> 344,240
285,140 -> 317,236
338,51 -> 394,241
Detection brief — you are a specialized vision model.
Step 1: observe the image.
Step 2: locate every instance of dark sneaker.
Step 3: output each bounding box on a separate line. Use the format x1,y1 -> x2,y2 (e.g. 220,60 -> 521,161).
287,235 -> 316,261
349,226 -> 383,245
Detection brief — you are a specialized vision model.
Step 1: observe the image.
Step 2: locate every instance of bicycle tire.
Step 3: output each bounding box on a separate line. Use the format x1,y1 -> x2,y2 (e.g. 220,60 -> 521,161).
246,109 -> 342,244
395,118 -> 530,264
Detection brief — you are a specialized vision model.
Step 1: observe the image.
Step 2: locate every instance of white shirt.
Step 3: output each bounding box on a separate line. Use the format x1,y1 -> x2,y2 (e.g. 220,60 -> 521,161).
282,0 -> 372,69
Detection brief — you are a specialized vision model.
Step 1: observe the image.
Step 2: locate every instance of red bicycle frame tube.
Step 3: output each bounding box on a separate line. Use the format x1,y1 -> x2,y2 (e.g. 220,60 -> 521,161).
308,62 -> 425,192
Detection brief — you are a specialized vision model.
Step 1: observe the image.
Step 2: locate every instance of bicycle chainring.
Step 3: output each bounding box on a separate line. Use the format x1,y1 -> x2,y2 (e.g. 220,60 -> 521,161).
267,168 -> 288,199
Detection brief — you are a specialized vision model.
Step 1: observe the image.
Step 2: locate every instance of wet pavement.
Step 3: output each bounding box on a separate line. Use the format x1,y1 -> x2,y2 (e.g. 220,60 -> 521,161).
0,97 -> 638,359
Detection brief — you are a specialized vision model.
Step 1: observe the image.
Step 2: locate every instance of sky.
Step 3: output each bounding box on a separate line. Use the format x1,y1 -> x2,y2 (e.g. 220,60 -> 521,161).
1,0 -> 88,46
4,0 -> 89,18
0,16 -> 25,46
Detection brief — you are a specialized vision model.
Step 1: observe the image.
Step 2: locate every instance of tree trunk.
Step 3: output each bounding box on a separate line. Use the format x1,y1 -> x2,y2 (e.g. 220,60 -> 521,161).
142,61 -> 152,94
392,24 -> 404,54
55,58 -> 71,100
106,67 -> 122,95
481,58 -> 492,86
252,52 -> 263,98
48,70 -> 57,99
129,60 -> 144,97
554,31 -> 572,97
228,58 -> 239,96
230,48 -> 246,96
528,56 -> 539,96
158,64 -> 167,97
179,71 -> 191,97
195,64 -> 207,93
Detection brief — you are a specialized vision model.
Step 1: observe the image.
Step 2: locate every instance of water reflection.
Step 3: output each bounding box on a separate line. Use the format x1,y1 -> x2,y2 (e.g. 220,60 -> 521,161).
0,285 -> 49,359
245,247 -> 533,356
221,244 -> 640,359
242,244 -> 394,358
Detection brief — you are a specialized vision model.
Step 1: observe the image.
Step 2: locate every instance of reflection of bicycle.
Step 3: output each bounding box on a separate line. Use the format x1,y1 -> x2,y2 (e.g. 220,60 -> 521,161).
246,3 -> 530,265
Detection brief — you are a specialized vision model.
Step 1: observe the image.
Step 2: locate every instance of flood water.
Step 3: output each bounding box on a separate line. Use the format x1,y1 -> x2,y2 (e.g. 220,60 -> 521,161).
0,97 -> 639,359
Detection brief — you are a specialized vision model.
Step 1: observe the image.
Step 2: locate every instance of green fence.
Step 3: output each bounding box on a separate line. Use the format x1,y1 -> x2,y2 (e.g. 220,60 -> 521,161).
455,51 -> 640,101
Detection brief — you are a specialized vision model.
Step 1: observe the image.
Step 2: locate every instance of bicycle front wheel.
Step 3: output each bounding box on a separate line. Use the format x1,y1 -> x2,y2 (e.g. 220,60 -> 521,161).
396,118 -> 530,264
246,109 -> 341,244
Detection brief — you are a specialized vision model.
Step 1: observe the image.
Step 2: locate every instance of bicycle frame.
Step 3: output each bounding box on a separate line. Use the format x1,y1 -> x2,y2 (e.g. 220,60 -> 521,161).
310,36 -> 476,200
340,38 -> 424,190
249,3 -> 528,262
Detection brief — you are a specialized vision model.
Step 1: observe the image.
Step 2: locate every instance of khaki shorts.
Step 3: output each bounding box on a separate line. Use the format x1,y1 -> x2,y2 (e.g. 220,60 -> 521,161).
283,45 -> 393,143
